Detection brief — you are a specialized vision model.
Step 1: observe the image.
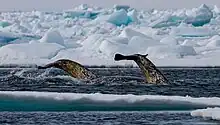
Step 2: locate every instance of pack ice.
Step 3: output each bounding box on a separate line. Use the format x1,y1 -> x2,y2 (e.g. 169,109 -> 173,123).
0,4 -> 219,67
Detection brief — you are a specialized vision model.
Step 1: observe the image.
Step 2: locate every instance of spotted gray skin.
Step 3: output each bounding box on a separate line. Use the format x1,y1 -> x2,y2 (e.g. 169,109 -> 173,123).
38,59 -> 96,80
114,53 -> 169,84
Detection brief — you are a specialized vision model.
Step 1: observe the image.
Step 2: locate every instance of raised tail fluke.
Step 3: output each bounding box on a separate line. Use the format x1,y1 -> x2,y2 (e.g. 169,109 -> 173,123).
114,53 -> 169,84
114,53 -> 138,61
37,66 -> 46,69
114,53 -> 127,61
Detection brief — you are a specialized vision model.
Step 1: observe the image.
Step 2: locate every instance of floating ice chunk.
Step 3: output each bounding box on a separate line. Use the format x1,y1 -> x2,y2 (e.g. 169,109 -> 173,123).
185,4 -> 213,26
113,5 -> 130,11
146,45 -> 197,58
191,107 -> 220,120
128,36 -> 161,53
0,43 -> 64,61
107,9 -> 130,26
119,28 -> 151,40
39,29 -> 65,46
160,36 -> 178,45
127,9 -> 139,23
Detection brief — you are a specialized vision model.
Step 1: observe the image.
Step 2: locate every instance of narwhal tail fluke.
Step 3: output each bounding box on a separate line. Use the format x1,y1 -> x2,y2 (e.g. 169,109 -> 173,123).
114,54 -> 126,61
114,53 -> 137,61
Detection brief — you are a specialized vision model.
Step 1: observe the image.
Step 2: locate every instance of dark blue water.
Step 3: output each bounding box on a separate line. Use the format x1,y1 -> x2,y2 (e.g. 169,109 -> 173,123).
1,68 -> 220,97
0,67 -> 219,124
0,111 -> 218,125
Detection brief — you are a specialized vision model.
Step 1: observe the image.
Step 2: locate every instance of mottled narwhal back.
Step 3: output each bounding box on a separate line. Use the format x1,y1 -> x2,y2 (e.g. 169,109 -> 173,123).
38,59 -> 96,80
114,53 -> 169,84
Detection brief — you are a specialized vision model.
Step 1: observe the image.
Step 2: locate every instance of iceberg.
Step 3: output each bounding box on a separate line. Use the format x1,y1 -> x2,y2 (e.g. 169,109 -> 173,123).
184,4 -> 213,26
107,9 -> 130,26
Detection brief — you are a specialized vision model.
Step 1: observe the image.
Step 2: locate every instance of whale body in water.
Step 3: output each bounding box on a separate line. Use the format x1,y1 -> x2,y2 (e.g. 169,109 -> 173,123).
114,53 -> 169,84
38,59 -> 96,80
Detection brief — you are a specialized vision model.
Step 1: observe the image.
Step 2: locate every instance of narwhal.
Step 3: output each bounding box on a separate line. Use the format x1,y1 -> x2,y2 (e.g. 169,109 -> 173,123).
38,54 -> 169,84
114,53 -> 169,84
38,59 -> 96,80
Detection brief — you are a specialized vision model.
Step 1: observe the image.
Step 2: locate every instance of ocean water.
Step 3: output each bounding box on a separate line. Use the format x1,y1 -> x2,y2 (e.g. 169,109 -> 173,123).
0,67 -> 219,124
